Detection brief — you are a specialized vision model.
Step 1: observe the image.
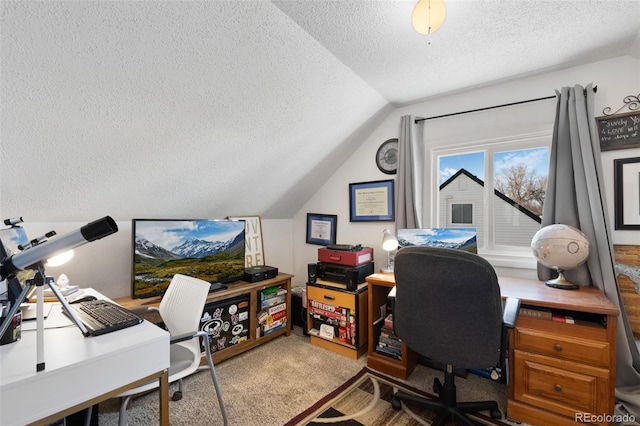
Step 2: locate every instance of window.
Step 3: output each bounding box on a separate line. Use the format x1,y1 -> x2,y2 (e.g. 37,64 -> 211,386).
434,135 -> 550,267
451,203 -> 473,224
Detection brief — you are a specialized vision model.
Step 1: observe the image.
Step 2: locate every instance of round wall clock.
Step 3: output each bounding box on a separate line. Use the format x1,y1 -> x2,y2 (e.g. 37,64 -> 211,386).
376,138 -> 399,174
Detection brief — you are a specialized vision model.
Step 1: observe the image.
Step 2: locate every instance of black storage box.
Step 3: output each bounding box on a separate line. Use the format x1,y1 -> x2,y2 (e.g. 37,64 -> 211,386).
244,265 -> 278,282
316,261 -> 374,290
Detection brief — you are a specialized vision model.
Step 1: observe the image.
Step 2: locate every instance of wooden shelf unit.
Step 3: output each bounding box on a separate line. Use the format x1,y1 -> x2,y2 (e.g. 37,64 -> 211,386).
365,273 -> 418,380
306,279 -> 368,359
115,273 -> 293,364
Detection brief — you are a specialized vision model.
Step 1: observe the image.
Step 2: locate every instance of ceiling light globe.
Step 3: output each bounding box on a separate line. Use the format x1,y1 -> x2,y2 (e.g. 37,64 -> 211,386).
411,0 -> 446,35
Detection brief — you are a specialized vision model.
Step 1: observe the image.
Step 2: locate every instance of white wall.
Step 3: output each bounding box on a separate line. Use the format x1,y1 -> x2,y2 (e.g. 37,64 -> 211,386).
5,56 -> 638,296
291,56 -> 640,287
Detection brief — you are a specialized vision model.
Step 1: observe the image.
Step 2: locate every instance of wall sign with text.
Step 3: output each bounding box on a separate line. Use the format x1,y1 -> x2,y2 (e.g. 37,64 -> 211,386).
228,216 -> 265,267
597,111 -> 640,151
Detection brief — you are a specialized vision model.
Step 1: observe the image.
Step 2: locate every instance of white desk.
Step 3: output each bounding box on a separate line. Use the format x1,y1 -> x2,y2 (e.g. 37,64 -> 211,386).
0,290 -> 170,426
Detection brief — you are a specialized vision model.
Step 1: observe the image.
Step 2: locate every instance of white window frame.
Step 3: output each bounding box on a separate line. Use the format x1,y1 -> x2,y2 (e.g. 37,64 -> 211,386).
430,132 -> 551,269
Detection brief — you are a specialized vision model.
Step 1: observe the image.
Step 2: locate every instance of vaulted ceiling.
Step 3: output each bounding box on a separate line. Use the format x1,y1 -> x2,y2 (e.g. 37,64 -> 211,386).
2,0 -> 639,222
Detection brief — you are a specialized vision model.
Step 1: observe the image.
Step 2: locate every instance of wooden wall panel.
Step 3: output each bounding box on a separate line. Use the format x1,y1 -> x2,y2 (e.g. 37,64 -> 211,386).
614,245 -> 640,337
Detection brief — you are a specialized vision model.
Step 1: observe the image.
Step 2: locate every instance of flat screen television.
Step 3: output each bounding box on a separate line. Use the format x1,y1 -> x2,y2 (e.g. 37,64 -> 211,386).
131,219 -> 246,299
397,228 -> 477,254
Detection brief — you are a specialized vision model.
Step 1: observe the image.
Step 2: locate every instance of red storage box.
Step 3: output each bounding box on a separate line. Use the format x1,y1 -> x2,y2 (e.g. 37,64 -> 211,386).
318,247 -> 373,266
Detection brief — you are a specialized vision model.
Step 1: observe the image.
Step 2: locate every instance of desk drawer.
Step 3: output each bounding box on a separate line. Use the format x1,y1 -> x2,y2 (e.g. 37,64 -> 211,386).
515,318 -> 610,368
308,286 -> 356,310
513,350 -> 610,420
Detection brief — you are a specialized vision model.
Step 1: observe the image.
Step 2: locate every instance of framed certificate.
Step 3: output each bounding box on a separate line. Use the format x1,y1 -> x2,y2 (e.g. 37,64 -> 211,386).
349,179 -> 395,222
306,213 -> 338,245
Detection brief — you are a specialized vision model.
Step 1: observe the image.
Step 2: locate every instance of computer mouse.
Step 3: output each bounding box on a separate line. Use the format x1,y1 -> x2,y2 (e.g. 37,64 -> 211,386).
69,295 -> 97,304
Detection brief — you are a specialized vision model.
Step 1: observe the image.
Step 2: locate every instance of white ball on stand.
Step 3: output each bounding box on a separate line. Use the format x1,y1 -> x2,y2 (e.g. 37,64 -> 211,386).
531,224 -> 589,290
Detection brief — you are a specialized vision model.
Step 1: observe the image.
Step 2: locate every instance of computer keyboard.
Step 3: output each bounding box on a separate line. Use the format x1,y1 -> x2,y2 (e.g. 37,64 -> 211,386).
64,299 -> 143,336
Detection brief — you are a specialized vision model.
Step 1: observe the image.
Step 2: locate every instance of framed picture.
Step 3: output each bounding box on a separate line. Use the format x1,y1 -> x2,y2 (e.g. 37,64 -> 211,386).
228,215 -> 265,266
614,157 -> 640,230
306,213 -> 337,246
349,179 -> 395,222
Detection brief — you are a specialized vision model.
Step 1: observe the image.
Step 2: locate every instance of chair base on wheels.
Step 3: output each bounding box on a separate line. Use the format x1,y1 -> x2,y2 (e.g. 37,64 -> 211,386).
391,368 -> 502,426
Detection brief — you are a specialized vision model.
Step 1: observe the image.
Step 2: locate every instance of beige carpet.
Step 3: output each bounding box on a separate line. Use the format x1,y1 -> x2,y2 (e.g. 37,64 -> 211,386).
98,326 -> 509,425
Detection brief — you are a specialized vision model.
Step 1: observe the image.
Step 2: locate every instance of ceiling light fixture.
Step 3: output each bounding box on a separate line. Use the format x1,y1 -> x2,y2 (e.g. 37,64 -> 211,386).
411,0 -> 446,35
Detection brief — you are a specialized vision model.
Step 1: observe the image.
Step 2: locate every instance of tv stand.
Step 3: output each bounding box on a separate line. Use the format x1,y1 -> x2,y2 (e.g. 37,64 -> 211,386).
208,282 -> 227,293
140,297 -> 162,306
116,273 -> 293,364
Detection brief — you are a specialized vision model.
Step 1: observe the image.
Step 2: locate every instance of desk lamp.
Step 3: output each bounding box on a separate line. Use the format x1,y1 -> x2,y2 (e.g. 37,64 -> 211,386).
381,229 -> 399,273
531,224 -> 589,290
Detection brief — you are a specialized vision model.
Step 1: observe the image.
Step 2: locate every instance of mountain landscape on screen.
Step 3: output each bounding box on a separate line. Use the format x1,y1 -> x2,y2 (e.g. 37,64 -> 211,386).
397,228 -> 477,254
132,220 -> 246,298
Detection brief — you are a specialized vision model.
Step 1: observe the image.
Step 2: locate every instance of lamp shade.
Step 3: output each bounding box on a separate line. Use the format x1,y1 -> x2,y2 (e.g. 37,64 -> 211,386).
411,0 -> 446,35
382,229 -> 399,252
45,249 -> 74,267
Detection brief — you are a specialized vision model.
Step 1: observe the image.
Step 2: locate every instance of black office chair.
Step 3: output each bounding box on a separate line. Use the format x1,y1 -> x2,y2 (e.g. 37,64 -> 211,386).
390,246 -> 520,426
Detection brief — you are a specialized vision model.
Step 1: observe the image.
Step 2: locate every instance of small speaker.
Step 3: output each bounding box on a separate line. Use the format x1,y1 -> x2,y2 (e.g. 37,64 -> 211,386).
346,269 -> 358,291
308,263 -> 317,284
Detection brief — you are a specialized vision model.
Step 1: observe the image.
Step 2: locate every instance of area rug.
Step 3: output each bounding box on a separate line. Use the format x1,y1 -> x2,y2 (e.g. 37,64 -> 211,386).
284,367 -> 510,426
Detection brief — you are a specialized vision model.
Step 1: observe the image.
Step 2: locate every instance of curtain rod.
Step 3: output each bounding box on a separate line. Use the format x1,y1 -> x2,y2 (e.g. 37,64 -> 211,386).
414,86 -> 597,124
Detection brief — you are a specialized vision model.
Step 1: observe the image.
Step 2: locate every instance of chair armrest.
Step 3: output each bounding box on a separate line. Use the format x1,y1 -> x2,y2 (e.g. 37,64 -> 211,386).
169,330 -> 206,344
502,297 -> 520,328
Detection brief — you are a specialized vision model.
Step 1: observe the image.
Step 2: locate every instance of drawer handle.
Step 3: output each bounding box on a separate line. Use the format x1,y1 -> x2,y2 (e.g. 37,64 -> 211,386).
554,384 -> 562,393
323,295 -> 335,300
554,344 -> 563,352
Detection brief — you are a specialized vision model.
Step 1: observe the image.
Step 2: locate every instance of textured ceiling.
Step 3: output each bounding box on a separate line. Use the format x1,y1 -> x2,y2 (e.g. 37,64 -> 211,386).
1,1 -> 639,222
275,0 -> 640,104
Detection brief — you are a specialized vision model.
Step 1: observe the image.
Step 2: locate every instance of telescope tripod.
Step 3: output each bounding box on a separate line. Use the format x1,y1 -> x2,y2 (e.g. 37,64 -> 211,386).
0,266 -> 88,371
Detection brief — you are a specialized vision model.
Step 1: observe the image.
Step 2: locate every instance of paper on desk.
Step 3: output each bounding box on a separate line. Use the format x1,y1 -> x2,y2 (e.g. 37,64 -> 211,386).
43,285 -> 79,297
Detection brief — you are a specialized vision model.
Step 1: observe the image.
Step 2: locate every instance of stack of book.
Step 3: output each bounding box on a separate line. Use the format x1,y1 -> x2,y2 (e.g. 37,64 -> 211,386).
375,314 -> 402,360
258,285 -> 287,336
308,299 -> 357,346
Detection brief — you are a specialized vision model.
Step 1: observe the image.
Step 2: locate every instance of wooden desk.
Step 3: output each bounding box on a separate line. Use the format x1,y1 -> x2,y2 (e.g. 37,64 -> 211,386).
0,290 -> 170,426
365,273 -> 619,426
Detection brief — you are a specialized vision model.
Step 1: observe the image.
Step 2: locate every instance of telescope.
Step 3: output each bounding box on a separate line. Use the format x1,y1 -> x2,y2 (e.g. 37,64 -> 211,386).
1,216 -> 118,281
0,216 -> 118,359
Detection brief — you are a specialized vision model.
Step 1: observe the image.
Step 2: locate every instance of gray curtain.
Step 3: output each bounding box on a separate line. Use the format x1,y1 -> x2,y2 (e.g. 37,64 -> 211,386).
538,83 -> 640,420
396,115 -> 424,229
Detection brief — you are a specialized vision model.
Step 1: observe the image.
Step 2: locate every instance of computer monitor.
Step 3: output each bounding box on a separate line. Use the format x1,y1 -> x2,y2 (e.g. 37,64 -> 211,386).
397,228 -> 477,254
131,219 -> 246,299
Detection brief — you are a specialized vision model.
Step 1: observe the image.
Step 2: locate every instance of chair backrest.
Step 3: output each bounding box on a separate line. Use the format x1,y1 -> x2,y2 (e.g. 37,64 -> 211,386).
393,246 -> 503,369
159,274 -> 210,341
